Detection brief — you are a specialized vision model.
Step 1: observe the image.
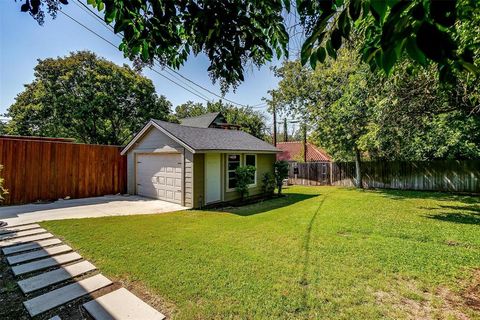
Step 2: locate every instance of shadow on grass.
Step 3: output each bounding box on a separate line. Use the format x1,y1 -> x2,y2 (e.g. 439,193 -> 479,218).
297,195 -> 327,313
363,188 -> 479,204
424,204 -> 480,225
214,192 -> 318,216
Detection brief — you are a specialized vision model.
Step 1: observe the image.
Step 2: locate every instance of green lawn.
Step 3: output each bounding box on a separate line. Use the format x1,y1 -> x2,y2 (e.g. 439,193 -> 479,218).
42,186 -> 480,319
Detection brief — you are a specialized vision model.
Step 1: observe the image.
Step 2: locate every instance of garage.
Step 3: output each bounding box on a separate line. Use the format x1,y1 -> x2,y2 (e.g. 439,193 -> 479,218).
122,118 -> 279,208
135,153 -> 182,204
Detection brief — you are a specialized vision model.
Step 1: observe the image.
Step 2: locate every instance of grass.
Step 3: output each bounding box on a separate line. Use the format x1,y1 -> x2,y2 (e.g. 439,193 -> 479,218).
42,186 -> 480,319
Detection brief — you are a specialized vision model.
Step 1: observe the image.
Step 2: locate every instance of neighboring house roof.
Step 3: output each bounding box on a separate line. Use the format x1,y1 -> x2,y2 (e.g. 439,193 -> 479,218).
121,119 -> 279,155
276,141 -> 331,162
179,112 -> 223,128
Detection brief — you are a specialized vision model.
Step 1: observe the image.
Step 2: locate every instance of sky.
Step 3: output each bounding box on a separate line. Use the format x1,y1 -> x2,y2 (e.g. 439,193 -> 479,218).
0,1 -> 285,120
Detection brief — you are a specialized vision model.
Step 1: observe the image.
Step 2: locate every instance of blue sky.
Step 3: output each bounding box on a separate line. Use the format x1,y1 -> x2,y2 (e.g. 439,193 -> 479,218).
0,1 -> 283,118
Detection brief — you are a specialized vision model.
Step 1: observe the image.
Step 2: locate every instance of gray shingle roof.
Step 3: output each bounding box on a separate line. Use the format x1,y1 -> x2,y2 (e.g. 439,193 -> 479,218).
152,119 -> 279,152
179,112 -> 221,128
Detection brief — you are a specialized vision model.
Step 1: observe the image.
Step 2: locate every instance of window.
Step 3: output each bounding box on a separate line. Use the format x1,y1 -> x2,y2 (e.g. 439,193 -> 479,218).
227,154 -> 241,190
245,154 -> 257,186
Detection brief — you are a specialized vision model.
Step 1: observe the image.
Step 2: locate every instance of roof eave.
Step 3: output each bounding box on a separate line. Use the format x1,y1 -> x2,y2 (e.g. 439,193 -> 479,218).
121,120 -> 196,155
196,149 -> 280,154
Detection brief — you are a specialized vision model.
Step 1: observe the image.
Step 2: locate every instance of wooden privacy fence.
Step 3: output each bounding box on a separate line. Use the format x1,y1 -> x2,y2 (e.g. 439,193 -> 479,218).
288,161 -> 331,186
289,160 -> 480,193
0,136 -> 127,205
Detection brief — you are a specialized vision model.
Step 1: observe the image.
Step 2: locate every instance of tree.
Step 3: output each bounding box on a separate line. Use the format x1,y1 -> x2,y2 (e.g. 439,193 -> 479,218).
175,101 -> 206,119
235,166 -> 256,200
364,60 -> 480,160
261,172 -> 276,195
6,51 -> 172,145
0,165 -> 8,203
273,160 -> 289,196
0,120 -> 5,135
269,49 -> 372,187
17,0 -> 479,91
269,48 -> 480,167
174,100 -> 267,139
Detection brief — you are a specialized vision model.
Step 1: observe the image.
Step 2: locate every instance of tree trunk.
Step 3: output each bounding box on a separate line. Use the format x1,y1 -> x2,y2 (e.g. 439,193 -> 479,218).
354,148 -> 363,188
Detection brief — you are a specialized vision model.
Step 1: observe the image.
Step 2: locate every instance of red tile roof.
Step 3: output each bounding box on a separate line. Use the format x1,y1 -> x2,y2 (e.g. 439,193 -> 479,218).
276,141 -> 331,162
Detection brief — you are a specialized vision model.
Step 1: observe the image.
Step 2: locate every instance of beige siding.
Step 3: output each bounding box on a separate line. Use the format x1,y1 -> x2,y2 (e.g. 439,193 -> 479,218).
224,153 -> 276,202
184,150 -> 194,207
193,154 -> 205,208
126,125 -> 276,207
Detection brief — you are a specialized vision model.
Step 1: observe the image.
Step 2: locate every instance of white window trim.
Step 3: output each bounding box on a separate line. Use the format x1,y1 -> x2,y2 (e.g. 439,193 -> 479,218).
226,154 -> 241,192
245,154 -> 257,188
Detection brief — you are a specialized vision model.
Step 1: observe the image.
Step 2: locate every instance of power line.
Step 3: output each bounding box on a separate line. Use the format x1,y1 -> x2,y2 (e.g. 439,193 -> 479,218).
71,1 -> 211,101
59,9 -> 212,102
59,10 -> 118,48
72,0 -> 265,108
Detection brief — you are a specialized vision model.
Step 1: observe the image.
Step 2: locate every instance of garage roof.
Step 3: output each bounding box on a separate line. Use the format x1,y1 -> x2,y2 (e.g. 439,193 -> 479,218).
121,119 -> 279,154
179,112 -> 222,128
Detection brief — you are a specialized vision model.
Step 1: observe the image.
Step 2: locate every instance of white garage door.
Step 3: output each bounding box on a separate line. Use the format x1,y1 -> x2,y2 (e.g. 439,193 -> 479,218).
136,153 -> 182,204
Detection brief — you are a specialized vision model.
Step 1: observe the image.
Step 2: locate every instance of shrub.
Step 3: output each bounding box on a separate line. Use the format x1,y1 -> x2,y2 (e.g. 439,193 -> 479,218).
0,165 -> 8,203
262,172 -> 276,195
235,165 -> 256,200
273,160 -> 289,196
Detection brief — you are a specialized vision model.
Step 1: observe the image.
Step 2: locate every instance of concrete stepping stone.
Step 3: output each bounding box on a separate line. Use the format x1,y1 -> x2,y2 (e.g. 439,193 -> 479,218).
2,238 -> 62,255
23,274 -> 112,317
83,288 -> 166,320
12,252 -> 82,276
0,233 -> 54,248
0,228 -> 47,240
49,316 -> 61,320
0,224 -> 41,235
18,260 -> 96,294
7,244 -> 72,265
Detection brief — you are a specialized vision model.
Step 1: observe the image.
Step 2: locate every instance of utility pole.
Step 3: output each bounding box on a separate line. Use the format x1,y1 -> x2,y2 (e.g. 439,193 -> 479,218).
303,123 -> 307,163
272,104 -> 277,147
283,118 -> 288,142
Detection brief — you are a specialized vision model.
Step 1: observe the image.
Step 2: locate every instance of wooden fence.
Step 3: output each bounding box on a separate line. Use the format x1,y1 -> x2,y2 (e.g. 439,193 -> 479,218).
0,136 -> 127,205
288,161 -> 331,186
289,160 -> 480,193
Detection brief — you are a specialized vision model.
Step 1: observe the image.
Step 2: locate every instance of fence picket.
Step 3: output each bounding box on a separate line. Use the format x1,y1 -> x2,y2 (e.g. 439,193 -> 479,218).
0,137 -> 126,205
289,160 -> 480,193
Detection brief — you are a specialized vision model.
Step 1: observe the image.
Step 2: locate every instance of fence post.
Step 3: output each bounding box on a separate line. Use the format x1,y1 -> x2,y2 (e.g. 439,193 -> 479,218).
329,162 -> 333,185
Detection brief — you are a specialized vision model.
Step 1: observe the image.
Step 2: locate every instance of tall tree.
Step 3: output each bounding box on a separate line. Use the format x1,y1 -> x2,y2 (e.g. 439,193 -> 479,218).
269,47 -> 480,186
364,60 -> 480,160
175,101 -> 207,119
6,51 -> 172,145
16,0 -> 479,91
271,50 -> 372,186
174,100 -> 267,139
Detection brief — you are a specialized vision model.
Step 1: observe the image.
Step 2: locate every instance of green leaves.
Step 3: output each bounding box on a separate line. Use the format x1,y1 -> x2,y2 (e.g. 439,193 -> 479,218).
370,1 -> 387,22
331,29 -> 342,50
18,0 -> 479,87
405,37 -> 427,66
349,0 -> 362,21
417,22 -> 455,62
430,0 -> 456,27
381,48 -> 397,75
301,42 -> 313,66
317,47 -> 327,63
6,51 -> 172,145
104,7 -> 117,24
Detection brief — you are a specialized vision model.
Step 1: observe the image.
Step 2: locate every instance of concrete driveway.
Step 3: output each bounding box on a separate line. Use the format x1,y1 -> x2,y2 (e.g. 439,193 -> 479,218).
0,195 -> 188,226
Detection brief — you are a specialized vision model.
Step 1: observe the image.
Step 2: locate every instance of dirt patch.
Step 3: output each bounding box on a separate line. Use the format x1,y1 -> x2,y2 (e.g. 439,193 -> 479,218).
0,252 -> 134,320
375,271 -> 480,320
461,270 -> 480,311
